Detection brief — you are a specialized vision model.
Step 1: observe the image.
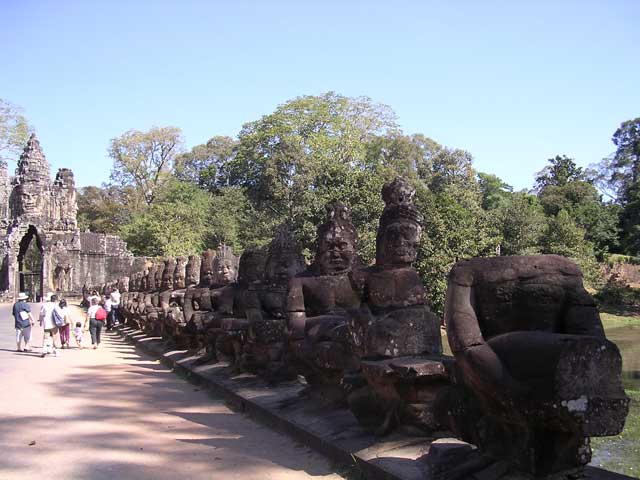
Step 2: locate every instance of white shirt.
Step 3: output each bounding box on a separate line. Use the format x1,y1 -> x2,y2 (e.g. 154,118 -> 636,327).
110,291 -> 121,306
87,305 -> 101,319
39,302 -> 56,330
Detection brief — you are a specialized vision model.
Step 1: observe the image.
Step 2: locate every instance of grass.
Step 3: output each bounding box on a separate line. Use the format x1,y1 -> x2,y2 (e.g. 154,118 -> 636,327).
600,311 -> 640,329
591,389 -> 640,477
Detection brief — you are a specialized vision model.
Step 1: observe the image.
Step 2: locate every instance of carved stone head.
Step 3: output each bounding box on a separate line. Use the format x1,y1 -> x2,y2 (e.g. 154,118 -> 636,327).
314,201 -> 357,275
154,261 -> 165,291
376,177 -> 423,267
146,264 -> 157,292
119,276 -> 130,293
162,258 -> 176,290
199,249 -> 217,287
186,254 -> 200,287
174,256 -> 187,289
266,223 -> 305,284
213,245 -> 239,285
237,249 -> 266,285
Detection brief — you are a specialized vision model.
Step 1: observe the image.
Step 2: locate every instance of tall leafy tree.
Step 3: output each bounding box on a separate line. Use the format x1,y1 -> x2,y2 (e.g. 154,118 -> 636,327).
175,135 -> 237,192
534,154 -> 585,190
119,179 -> 212,257
108,126 -> 184,209
478,172 -> 513,210
228,92 -> 400,253
612,118 -> 640,190
77,185 -> 132,234
0,99 -> 32,168
496,192 -> 546,256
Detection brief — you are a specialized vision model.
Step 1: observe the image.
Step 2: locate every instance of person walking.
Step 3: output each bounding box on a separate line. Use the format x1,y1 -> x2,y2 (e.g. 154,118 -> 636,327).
84,297 -> 106,349
13,292 -> 34,352
104,296 -> 113,331
56,299 -> 73,348
39,293 -> 60,357
110,287 -> 121,327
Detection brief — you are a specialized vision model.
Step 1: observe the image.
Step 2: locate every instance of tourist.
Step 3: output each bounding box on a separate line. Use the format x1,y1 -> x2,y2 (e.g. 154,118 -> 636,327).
13,292 -> 34,352
39,293 -> 60,357
104,296 -> 112,331
85,297 -> 106,349
73,322 -> 84,349
110,287 -> 121,327
56,298 -> 73,348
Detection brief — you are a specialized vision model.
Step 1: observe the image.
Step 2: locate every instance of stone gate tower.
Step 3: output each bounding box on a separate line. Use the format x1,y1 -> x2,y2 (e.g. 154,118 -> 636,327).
0,134 -> 136,301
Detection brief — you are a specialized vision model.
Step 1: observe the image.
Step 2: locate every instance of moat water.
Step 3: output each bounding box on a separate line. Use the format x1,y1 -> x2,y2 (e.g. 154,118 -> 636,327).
590,324 -> 640,475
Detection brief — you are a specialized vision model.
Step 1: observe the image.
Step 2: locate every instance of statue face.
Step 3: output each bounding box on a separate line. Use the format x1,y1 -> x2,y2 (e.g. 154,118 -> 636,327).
161,275 -> 173,290
17,186 -> 37,214
266,252 -> 304,283
217,260 -> 237,285
316,231 -> 355,275
201,267 -> 215,286
380,221 -> 420,265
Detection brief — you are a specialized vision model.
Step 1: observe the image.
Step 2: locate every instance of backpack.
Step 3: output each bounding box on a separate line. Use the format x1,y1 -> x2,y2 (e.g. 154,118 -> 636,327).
53,307 -> 65,327
95,307 -> 107,321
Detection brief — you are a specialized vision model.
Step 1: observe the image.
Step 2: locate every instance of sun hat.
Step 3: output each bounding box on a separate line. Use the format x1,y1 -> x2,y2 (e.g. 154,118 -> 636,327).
17,292 -> 28,300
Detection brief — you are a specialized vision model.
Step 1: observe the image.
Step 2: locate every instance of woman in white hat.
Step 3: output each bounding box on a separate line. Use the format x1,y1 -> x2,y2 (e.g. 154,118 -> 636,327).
13,292 -> 34,352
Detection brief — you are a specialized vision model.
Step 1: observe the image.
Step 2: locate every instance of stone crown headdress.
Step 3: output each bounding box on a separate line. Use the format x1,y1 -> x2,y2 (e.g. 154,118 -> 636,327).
270,222 -> 301,254
379,177 -> 423,229
316,201 -> 357,247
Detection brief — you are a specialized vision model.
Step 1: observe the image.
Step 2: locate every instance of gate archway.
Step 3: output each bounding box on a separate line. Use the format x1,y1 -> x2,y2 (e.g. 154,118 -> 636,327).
17,225 -> 43,301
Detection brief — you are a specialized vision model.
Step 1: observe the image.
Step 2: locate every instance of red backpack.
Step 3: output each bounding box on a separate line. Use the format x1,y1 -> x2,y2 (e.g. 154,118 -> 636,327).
95,307 -> 107,321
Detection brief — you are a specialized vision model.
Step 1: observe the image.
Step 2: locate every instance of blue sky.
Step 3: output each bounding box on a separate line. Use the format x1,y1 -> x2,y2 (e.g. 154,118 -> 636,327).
1,0 -> 638,190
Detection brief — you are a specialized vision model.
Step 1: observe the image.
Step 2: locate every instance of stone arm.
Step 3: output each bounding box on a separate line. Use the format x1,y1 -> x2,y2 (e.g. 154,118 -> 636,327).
243,287 -> 264,324
445,281 -> 530,402
183,287 -> 196,324
562,284 -> 606,337
287,277 -> 306,340
211,286 -> 235,316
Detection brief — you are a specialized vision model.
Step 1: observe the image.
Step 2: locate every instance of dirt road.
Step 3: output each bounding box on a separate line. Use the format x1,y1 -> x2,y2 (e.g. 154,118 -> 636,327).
0,303 -> 345,480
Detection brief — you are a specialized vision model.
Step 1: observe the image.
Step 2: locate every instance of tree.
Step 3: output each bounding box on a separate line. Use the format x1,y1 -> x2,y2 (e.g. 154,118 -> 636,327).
0,99 -> 32,168
619,181 -> 640,255
108,126 -> 184,209
534,155 -> 585,191
175,135 -> 237,192
478,172 -> 513,210
77,185 -> 132,233
538,181 -> 618,258
228,92 -> 400,253
497,192 -> 546,256
612,118 -> 640,189
119,180 -> 212,257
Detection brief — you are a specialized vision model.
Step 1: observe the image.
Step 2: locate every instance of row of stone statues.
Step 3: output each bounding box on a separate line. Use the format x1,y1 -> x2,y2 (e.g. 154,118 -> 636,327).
98,177 -> 628,478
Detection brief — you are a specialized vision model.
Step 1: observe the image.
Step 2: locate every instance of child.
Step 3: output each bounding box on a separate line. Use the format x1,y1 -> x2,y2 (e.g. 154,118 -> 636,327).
74,321 -> 84,349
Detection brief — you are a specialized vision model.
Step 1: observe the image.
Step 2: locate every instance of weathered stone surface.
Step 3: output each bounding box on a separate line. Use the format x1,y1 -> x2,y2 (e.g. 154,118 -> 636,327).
0,134 -> 136,301
346,177 -> 446,434
287,201 -> 361,398
441,254 -> 630,477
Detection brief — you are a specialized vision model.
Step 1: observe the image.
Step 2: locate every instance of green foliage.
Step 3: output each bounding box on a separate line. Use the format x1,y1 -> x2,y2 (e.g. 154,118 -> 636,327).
540,209 -> 601,287
534,154 -> 585,190
77,185 -> 132,234
539,180 -> 619,259
119,180 -> 212,257
612,118 -> 640,191
209,186 -> 250,250
477,172 -> 513,210
0,99 -> 32,168
496,191 -> 546,256
228,92 -> 400,256
415,163 -> 499,315
108,126 -> 185,208
175,135 -> 237,192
